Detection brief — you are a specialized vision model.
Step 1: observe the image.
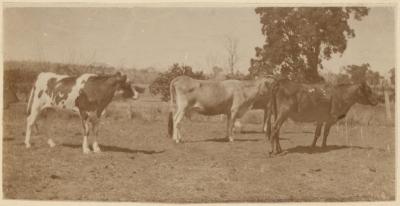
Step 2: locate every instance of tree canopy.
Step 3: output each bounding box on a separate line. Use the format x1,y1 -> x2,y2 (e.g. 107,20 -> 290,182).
389,67 -> 395,85
250,7 -> 369,82
343,63 -> 382,85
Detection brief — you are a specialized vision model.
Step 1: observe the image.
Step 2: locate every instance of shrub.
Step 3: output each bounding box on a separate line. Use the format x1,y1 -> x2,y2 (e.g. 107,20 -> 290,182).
149,63 -> 207,102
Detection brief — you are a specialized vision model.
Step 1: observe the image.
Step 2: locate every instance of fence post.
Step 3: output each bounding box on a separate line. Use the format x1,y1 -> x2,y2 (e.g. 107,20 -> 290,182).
384,90 -> 392,120
383,82 -> 392,121
345,116 -> 349,145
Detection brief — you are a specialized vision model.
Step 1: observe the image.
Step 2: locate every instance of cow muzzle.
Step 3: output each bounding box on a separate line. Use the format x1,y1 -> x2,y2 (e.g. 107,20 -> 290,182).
369,97 -> 379,106
132,92 -> 139,100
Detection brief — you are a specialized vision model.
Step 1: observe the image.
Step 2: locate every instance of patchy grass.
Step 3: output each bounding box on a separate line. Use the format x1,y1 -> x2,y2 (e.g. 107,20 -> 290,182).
2,94 -> 395,202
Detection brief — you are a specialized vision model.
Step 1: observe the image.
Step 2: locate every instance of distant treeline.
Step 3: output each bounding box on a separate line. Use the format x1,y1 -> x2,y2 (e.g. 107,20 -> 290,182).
3,60 -> 395,103
148,63 -> 395,102
3,60 -> 160,98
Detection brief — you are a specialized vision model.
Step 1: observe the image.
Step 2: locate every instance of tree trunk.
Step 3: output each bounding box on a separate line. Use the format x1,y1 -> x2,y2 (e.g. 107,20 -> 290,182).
306,41 -> 321,82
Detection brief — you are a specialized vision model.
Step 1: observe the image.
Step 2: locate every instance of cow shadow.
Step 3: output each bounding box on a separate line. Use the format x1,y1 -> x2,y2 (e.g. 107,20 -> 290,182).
62,143 -> 164,155
240,130 -> 314,135
240,130 -> 264,134
283,131 -> 314,134
185,137 -> 262,143
187,136 -> 291,143
3,137 -> 15,142
286,145 -> 374,154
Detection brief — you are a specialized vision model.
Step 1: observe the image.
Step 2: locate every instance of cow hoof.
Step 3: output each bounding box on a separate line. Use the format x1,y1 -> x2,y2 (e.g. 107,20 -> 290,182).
93,143 -> 101,153
48,139 -> 56,148
228,137 -> 234,142
277,151 -> 288,156
83,148 -> 91,154
25,143 -> 31,148
268,151 -> 284,157
93,147 -> 101,153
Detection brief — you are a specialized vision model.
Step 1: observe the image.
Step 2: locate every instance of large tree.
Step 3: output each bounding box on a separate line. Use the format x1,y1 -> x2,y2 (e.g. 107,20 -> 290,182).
250,7 -> 369,82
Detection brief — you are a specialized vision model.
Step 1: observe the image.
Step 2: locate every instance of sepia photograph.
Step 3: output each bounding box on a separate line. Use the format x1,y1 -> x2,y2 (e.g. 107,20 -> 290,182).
2,1 -> 397,203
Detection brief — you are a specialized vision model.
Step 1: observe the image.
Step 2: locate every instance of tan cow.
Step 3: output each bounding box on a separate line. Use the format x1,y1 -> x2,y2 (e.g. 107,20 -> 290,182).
168,75 -> 275,143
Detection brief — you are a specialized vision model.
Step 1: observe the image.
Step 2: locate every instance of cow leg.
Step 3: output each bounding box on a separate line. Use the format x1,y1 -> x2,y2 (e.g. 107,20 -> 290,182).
310,122 -> 323,148
40,113 -> 57,148
91,115 -> 101,153
173,110 -> 185,143
321,123 -> 333,147
266,110 -> 272,141
173,106 -> 186,143
262,109 -> 269,133
233,119 -> 242,134
33,122 -> 40,135
272,124 -> 283,154
47,138 -> 56,148
227,112 -> 238,142
225,113 -> 232,141
229,106 -> 250,142
25,106 -> 42,148
268,111 -> 288,156
80,114 -> 91,154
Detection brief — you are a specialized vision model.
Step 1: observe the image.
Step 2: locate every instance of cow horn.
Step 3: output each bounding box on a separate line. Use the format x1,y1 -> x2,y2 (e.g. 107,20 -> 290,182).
264,75 -> 277,80
134,85 -> 146,94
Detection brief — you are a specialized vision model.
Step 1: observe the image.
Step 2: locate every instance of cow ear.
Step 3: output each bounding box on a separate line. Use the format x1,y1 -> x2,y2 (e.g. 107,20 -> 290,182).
263,78 -> 274,87
360,81 -> 368,91
115,71 -> 122,76
120,74 -> 127,82
264,80 -> 269,87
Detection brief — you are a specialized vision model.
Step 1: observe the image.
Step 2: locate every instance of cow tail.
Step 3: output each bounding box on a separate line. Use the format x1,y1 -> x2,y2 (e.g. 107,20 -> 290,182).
26,86 -> 35,116
273,94 -> 277,120
271,81 -> 279,121
168,81 -> 176,138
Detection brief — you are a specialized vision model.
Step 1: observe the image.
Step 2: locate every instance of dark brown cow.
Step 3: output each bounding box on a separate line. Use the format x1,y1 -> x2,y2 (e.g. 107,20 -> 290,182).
168,75 -> 275,143
268,79 -> 379,155
25,72 -> 142,154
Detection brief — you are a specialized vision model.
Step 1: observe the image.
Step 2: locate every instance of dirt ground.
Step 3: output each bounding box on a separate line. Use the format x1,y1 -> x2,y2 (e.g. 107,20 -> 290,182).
2,99 -> 396,202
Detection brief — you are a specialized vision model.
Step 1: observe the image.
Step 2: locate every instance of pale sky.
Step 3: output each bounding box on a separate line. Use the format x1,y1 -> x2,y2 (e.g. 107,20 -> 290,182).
3,6 -> 396,76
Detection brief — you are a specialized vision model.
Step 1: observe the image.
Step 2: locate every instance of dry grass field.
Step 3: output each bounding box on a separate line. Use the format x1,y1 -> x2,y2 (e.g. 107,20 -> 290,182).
2,92 -> 396,202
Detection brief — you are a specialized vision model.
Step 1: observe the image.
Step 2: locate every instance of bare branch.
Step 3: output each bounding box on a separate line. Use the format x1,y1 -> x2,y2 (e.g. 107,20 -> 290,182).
223,35 -> 239,74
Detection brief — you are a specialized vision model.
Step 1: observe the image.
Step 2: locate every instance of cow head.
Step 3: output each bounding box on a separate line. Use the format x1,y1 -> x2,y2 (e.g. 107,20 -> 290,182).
114,72 -> 134,99
356,81 -> 379,106
258,75 -> 277,96
115,72 -> 146,100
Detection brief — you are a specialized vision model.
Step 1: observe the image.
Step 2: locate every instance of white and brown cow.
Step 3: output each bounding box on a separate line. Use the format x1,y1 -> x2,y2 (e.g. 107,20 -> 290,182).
25,72 -> 141,153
